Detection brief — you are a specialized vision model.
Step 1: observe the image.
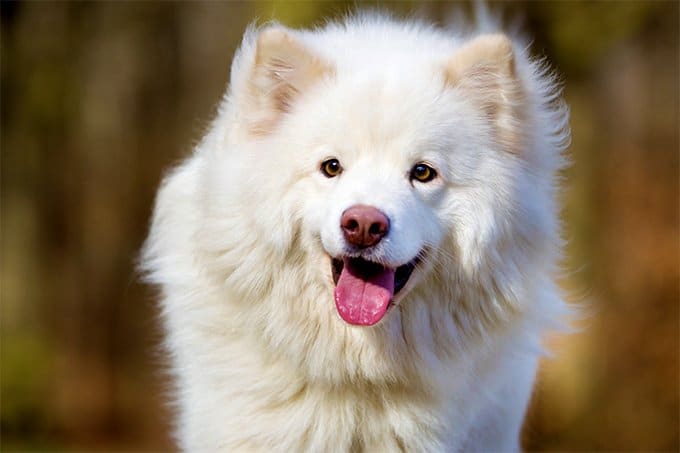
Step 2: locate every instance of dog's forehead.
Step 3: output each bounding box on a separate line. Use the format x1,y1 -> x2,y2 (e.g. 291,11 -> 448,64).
316,73 -> 451,159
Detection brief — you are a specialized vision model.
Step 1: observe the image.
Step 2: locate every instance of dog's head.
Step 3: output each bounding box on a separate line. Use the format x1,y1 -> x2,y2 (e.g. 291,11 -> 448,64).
191,21 -> 568,375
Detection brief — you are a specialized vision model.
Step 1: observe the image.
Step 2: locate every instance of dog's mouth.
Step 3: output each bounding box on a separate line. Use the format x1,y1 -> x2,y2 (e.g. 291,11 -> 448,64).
331,255 -> 420,326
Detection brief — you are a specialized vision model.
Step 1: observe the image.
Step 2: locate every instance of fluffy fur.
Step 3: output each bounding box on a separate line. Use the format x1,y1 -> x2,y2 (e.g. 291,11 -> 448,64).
142,13 -> 570,452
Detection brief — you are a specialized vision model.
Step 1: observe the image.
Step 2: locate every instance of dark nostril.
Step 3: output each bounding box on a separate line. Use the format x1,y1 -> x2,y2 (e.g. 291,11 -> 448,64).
346,219 -> 359,231
369,222 -> 385,235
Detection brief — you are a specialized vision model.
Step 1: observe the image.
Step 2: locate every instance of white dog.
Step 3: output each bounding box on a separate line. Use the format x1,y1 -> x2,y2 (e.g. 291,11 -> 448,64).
143,13 -> 570,452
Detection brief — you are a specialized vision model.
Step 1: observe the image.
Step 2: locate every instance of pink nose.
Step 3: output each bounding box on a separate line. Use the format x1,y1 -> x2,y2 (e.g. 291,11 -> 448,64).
340,205 -> 390,248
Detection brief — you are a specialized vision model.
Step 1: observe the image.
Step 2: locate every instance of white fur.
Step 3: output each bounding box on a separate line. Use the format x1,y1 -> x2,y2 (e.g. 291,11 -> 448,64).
143,14 -> 570,452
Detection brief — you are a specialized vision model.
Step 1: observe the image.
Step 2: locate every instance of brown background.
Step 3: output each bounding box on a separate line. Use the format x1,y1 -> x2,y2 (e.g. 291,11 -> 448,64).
1,1 -> 678,451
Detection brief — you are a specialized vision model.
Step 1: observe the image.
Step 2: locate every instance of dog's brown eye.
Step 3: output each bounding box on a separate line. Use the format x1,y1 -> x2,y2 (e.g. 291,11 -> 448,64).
410,163 -> 437,183
321,158 -> 343,178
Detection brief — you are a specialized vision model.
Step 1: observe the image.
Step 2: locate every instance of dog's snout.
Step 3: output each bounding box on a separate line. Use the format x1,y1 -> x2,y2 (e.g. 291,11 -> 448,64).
341,205 -> 390,248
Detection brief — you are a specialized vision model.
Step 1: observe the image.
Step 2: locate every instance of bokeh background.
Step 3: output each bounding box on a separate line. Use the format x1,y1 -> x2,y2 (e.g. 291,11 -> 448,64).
1,1 -> 678,451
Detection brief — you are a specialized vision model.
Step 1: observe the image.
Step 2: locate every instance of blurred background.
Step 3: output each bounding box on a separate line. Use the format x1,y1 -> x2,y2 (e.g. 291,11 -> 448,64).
1,1 -> 677,451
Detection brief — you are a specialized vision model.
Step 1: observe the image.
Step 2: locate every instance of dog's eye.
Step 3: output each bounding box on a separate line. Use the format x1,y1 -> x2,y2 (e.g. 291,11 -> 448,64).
320,158 -> 343,178
410,163 -> 437,183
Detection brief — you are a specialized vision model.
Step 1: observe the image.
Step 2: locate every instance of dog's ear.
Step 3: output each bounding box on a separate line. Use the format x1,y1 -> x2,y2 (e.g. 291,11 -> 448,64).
246,27 -> 333,135
445,34 -> 524,152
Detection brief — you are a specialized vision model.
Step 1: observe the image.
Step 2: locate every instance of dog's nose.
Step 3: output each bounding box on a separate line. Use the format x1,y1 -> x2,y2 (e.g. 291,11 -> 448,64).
341,205 -> 390,248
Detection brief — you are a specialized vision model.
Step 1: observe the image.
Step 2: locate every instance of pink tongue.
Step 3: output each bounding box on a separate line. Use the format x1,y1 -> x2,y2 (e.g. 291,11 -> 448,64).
334,259 -> 395,326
